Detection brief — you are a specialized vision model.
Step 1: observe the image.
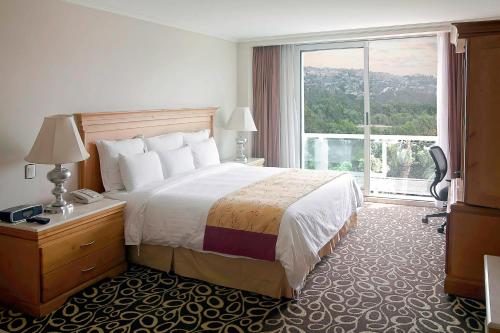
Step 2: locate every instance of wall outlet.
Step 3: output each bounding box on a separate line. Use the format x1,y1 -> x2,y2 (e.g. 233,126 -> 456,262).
25,164 -> 36,179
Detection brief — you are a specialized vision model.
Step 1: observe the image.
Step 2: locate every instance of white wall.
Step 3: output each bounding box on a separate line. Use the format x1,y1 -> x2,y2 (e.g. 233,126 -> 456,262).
237,44 -> 253,109
236,43 -> 254,153
0,0 -> 237,208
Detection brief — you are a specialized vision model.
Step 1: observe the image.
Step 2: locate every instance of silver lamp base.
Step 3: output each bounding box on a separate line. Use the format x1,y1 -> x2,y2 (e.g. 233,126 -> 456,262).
45,164 -> 72,214
235,136 -> 248,163
44,202 -> 73,214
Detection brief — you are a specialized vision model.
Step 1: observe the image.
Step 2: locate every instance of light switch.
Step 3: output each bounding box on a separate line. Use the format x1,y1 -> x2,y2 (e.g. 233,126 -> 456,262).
25,164 -> 36,179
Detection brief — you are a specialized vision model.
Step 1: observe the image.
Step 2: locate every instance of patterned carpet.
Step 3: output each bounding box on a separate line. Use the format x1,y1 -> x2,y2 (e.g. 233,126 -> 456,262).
0,203 -> 486,333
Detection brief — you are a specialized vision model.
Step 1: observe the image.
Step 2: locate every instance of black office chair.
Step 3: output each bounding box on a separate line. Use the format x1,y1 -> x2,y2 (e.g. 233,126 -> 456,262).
422,146 -> 449,233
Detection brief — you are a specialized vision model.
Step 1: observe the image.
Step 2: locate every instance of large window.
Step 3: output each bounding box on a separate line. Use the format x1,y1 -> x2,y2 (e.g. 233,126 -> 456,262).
301,36 -> 437,199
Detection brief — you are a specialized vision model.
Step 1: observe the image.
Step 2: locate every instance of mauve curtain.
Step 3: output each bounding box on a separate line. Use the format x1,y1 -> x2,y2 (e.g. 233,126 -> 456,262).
252,46 -> 280,167
448,42 -> 465,178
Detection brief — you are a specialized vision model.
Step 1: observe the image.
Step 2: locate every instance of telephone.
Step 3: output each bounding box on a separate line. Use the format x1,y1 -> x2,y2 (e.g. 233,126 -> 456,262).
70,189 -> 104,204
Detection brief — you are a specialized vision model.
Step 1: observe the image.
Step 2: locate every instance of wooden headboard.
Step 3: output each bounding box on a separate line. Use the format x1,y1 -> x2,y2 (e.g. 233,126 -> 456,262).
75,107 -> 217,193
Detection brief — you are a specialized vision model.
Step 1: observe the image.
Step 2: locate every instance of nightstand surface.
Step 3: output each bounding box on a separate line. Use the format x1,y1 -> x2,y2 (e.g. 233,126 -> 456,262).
224,157 -> 265,166
0,198 -> 125,233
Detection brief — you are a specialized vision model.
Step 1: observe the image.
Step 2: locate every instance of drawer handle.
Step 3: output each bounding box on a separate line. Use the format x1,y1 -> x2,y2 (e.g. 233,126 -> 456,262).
81,266 -> 96,273
80,240 -> 96,248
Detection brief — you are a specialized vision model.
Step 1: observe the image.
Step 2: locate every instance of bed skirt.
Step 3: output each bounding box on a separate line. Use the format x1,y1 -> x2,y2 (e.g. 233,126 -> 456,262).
127,213 -> 357,298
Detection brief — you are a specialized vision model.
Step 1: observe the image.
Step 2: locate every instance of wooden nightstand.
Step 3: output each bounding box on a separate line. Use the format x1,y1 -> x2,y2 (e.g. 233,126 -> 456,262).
0,198 -> 126,317
224,158 -> 265,167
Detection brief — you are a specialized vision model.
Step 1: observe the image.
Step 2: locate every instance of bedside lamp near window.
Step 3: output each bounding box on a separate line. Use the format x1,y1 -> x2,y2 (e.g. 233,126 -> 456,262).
25,115 -> 90,214
226,107 -> 257,162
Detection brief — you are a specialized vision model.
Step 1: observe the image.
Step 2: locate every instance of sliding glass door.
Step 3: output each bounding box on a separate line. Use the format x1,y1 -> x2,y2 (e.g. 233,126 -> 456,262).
368,37 -> 437,198
300,36 -> 438,199
301,42 -> 370,193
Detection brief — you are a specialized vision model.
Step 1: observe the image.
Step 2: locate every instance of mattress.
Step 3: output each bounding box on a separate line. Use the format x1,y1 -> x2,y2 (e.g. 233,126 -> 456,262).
105,163 -> 363,290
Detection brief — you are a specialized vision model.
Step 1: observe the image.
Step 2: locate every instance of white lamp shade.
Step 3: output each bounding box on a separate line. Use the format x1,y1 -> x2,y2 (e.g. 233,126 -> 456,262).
226,107 -> 257,132
25,115 -> 90,164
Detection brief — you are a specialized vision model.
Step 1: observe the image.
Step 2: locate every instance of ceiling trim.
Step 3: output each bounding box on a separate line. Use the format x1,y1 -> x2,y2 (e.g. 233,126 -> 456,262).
240,22 -> 453,46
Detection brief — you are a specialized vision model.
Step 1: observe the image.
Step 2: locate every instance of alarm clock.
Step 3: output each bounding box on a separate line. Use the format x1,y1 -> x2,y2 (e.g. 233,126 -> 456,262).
0,204 -> 43,223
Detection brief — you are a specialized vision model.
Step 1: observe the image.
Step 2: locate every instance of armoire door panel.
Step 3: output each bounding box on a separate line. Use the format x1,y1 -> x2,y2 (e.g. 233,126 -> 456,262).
465,35 -> 500,209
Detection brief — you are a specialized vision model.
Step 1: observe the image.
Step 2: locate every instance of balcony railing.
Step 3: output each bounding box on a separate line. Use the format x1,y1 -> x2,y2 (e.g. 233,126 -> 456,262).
303,133 -> 437,198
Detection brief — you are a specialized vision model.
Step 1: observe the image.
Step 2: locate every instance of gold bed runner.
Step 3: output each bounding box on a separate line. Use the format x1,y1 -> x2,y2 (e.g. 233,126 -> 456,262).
203,169 -> 346,261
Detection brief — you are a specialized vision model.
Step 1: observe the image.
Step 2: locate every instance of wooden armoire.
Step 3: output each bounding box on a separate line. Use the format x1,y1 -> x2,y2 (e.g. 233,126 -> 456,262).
445,20 -> 500,300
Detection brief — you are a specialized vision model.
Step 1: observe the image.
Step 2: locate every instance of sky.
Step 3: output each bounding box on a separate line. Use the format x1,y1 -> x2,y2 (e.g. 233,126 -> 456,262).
303,36 -> 437,77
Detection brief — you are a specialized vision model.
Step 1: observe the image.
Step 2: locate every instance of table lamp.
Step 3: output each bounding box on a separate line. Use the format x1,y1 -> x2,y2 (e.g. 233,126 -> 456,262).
226,107 -> 257,162
25,115 -> 90,213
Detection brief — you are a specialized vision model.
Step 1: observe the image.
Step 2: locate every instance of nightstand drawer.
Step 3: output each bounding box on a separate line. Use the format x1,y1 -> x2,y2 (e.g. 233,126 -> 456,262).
42,239 -> 125,303
41,212 -> 123,274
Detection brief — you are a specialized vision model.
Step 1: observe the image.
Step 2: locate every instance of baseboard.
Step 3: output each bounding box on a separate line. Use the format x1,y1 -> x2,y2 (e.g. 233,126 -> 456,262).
365,196 -> 436,208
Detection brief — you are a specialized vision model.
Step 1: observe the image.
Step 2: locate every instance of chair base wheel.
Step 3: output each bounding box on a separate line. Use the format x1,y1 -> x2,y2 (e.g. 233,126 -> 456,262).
422,218 -> 428,224
437,227 -> 445,234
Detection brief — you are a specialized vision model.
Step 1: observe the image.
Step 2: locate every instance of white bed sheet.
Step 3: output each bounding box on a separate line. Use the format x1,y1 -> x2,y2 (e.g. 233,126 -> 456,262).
106,163 -> 363,290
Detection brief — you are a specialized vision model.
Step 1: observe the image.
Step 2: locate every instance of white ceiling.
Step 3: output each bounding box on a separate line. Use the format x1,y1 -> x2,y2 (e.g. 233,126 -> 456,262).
67,0 -> 500,41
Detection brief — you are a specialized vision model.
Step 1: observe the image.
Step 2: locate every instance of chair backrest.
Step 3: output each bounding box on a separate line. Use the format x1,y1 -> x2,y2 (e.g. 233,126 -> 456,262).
428,145 -> 448,200
429,146 -> 447,183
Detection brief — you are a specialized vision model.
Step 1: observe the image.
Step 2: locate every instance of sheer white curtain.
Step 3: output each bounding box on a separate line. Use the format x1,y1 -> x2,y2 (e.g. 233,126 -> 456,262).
279,44 -> 300,167
436,32 -> 451,198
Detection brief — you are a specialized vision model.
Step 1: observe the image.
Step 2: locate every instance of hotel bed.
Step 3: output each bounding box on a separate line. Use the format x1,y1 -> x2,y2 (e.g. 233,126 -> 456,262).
75,108 -> 363,298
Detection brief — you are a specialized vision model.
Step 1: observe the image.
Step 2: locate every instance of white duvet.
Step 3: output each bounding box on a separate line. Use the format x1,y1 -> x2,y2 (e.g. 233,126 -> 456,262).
106,163 -> 363,290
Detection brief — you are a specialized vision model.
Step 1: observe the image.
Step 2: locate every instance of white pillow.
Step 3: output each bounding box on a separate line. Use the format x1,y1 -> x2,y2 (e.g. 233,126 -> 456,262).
118,151 -> 164,191
144,132 -> 183,152
190,137 -> 220,168
183,129 -> 210,145
156,146 -> 195,178
96,138 -> 146,192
